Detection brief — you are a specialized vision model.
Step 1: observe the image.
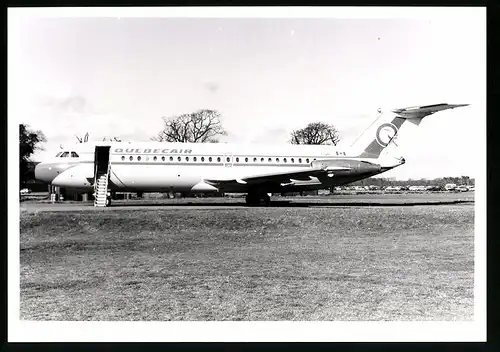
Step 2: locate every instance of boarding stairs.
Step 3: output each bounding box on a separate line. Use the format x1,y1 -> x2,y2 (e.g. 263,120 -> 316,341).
94,146 -> 111,207
94,169 -> 110,207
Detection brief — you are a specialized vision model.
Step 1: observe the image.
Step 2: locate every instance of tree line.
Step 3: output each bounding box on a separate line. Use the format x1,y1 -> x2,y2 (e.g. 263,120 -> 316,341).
350,176 -> 474,188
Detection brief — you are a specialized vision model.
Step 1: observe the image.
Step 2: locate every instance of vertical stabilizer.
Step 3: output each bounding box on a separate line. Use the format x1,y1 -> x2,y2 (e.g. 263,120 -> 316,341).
350,103 -> 468,158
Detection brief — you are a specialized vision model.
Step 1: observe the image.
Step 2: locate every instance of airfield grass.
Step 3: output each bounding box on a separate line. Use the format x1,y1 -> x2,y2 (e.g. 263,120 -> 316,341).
20,204 -> 474,320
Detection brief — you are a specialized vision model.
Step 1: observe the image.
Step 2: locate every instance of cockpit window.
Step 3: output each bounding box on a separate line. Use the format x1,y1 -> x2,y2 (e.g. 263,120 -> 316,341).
71,152 -> 79,157
55,152 -> 62,157
60,152 -> 69,157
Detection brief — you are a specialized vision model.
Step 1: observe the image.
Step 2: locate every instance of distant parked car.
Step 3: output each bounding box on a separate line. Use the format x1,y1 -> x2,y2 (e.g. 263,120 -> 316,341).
456,185 -> 469,192
353,186 -> 367,193
384,186 -> 402,192
20,188 -> 31,194
467,185 -> 475,191
409,185 -> 426,192
444,183 -> 457,191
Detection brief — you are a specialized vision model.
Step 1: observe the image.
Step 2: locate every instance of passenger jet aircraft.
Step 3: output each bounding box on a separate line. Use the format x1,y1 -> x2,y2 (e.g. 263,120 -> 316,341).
35,103 -> 468,206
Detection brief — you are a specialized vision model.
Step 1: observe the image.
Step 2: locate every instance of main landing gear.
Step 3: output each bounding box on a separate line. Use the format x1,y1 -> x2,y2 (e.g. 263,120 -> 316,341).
106,191 -> 116,207
245,192 -> 271,206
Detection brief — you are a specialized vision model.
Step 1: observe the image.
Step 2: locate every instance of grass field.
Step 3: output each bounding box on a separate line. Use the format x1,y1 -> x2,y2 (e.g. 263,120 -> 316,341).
20,202 -> 474,321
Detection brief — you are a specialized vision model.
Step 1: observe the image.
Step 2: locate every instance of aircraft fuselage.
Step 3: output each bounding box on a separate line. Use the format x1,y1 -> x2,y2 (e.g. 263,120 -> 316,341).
35,142 -> 394,193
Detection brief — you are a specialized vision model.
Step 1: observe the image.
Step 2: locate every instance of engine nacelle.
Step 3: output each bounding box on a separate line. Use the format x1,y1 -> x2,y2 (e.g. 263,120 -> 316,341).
311,159 -> 381,174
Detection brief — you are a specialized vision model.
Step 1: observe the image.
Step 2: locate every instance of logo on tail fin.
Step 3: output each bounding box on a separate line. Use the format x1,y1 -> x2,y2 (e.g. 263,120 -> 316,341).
375,123 -> 398,147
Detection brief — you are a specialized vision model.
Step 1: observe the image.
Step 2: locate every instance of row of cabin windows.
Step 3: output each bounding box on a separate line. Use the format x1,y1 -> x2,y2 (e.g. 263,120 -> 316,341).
121,155 -> 317,164
55,151 -> 79,158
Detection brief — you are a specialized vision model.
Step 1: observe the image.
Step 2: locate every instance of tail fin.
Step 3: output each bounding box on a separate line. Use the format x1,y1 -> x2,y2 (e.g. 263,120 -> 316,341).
350,103 -> 469,158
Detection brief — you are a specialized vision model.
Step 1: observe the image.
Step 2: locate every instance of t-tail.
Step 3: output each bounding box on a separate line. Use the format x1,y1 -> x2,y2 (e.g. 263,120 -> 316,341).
350,103 -> 469,159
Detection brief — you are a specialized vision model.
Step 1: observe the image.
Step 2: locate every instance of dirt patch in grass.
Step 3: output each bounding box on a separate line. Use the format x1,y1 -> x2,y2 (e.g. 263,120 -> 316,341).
20,205 -> 474,321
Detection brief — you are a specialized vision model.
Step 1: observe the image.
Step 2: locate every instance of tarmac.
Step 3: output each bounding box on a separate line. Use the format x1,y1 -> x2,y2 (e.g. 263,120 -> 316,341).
19,192 -> 475,213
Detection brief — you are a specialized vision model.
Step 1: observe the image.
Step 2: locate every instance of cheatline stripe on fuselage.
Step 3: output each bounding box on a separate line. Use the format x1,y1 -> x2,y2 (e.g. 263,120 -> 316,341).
111,153 -> 348,158
69,161 -> 318,167
56,158 -> 376,167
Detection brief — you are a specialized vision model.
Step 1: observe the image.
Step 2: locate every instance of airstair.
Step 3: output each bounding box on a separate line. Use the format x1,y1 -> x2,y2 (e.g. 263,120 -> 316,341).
94,146 -> 111,207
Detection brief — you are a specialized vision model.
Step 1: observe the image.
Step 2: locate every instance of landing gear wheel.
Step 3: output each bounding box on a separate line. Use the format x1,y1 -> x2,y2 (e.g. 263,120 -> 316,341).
106,197 -> 112,207
245,192 -> 271,206
245,193 -> 259,206
262,193 -> 271,206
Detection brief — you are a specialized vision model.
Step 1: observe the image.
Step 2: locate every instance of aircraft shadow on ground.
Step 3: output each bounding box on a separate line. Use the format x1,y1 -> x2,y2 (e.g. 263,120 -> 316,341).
112,200 -> 473,208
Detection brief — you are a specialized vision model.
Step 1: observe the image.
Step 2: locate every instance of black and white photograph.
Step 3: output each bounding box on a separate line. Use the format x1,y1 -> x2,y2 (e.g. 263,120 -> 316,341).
9,7 -> 486,342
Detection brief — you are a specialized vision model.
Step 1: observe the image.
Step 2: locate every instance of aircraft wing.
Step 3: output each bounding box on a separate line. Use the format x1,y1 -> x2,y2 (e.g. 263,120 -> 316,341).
204,165 -> 351,189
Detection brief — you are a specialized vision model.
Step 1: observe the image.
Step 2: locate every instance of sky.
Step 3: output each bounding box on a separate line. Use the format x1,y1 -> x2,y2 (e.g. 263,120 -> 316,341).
8,8 -> 486,180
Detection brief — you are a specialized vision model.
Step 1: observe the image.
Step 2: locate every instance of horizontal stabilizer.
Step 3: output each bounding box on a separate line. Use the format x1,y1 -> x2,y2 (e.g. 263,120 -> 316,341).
391,103 -> 469,119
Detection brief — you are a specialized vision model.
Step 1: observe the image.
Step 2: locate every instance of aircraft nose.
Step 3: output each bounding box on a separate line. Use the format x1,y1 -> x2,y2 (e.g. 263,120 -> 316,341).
35,163 -> 59,183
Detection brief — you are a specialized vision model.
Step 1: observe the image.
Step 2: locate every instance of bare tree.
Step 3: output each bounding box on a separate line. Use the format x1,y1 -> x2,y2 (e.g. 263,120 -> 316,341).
76,132 -> 89,143
152,109 -> 227,143
102,136 -> 122,142
290,122 -> 340,146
